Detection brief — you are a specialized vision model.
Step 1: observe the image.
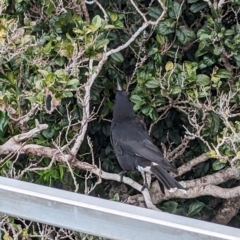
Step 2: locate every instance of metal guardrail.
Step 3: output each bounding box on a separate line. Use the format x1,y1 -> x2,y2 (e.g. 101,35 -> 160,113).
0,176 -> 240,240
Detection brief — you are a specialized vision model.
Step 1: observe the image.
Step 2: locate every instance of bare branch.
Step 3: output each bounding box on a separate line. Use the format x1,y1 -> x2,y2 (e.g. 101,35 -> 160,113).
183,167 -> 240,188
0,119 -> 48,154
94,0 -> 108,21
212,198 -> 240,225
176,153 -> 209,176
203,0 -> 212,7
150,182 -> 240,204
129,0 -> 148,22
70,55 -> 108,155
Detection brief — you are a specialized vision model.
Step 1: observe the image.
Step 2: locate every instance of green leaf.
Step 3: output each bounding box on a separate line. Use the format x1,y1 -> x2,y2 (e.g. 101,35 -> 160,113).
224,39 -> 234,50
184,61 -> 194,69
35,80 -> 43,90
55,69 -> 65,78
133,104 -> 142,111
104,25 -> 116,29
199,33 -> 211,41
108,11 -> 118,22
44,41 -> 52,54
148,48 -> 158,56
26,96 -> 37,103
171,85 -> 182,94
213,46 -> 224,56
234,55 -> 240,67
196,74 -> 210,86
51,169 -> 60,180
199,55 -> 216,69
165,61 -> 174,71
67,78 -> 79,86
38,69 -> 49,77
202,56 -> 215,67
63,91 -> 73,98
112,193 -> 120,201
149,108 -> 158,121
88,24 -> 99,31
92,15 -> 102,28
45,2 -> 54,15
156,19 -> 175,35
111,52 -> 124,63
96,39 -> 109,49
130,95 -> 143,105
215,69 -> 232,79
54,57 -> 65,66
187,202 -> 205,217
154,52 -> 162,64
148,7 -> 163,20
36,91 -> 44,102
141,104 -> 150,115
195,41 -> 209,57
176,28 -> 196,45
161,89 -> 169,97
188,0 -> 199,3
114,20 -> 124,29
169,2 -> 182,19
176,29 -> 185,44
156,34 -> 165,45
59,165 -> 64,180
42,128 -> 55,139
145,79 -> 159,88
160,201 -> 178,213
212,160 -> 226,171
45,73 -> 55,84
0,110 -> 9,132
190,2 -> 208,13
225,29 -> 235,36
3,233 -> 13,240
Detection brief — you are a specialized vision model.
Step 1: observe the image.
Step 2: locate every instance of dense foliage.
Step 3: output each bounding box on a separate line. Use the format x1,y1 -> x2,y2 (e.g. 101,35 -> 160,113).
1,0 -> 240,238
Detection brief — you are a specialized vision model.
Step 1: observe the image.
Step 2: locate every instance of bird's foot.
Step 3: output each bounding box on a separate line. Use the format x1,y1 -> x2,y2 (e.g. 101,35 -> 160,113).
141,182 -> 148,191
118,171 -> 126,183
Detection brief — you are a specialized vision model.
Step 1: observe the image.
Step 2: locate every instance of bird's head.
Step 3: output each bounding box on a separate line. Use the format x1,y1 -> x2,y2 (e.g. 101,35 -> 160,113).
113,81 -> 135,121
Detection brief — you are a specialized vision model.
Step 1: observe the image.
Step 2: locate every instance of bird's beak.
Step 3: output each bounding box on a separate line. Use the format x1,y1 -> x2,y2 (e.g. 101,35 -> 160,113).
117,80 -> 123,91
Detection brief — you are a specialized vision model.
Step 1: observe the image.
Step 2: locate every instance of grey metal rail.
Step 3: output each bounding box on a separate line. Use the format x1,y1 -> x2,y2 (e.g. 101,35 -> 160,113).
0,176 -> 240,240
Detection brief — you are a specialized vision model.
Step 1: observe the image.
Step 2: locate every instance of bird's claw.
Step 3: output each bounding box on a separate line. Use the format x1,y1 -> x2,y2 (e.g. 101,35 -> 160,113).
120,174 -> 124,183
141,182 -> 148,191
119,171 -> 126,183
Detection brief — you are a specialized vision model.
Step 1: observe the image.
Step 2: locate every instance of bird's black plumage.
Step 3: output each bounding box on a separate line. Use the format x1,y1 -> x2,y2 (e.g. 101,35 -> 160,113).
111,89 -> 183,190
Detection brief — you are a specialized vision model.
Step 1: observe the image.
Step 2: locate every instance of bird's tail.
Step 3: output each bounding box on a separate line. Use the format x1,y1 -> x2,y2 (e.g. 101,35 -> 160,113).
151,165 -> 183,190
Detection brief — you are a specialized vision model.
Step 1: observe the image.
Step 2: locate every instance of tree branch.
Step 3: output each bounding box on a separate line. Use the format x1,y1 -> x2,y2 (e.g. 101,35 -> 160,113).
175,153 -> 210,177
183,167 -> 240,188
150,181 -> 240,204
0,119 -> 48,155
212,197 -> 240,225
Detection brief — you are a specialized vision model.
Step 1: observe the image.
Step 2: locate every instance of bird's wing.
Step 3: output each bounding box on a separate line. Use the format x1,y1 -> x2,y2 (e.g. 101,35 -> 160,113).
111,121 -> 177,173
118,138 -> 177,173
110,124 -> 123,155
110,136 -> 122,155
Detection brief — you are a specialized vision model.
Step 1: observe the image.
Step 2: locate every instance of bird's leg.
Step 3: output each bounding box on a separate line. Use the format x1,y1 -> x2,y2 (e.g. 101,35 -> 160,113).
141,172 -> 148,191
146,172 -> 152,189
118,171 -> 126,182
142,172 -> 148,191
141,172 -> 151,191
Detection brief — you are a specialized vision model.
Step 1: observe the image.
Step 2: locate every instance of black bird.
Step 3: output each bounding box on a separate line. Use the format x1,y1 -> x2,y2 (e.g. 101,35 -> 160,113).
110,82 -> 183,191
